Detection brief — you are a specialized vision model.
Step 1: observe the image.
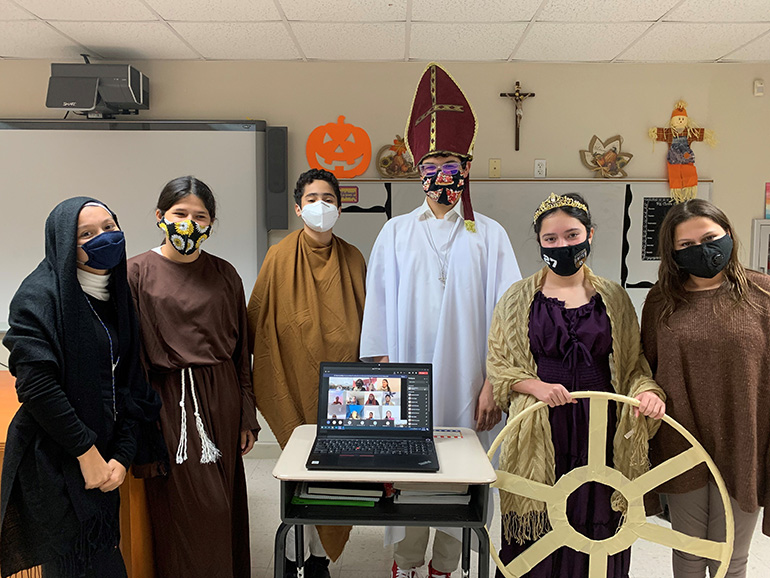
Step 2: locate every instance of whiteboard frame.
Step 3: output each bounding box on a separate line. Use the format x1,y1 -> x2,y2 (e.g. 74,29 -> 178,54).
0,119 -> 268,331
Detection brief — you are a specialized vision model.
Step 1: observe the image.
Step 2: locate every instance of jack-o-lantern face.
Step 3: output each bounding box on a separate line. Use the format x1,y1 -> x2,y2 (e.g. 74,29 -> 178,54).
306,116 -> 372,179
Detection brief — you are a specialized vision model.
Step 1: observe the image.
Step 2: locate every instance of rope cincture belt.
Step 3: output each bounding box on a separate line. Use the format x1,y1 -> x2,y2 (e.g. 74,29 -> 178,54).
175,367 -> 222,465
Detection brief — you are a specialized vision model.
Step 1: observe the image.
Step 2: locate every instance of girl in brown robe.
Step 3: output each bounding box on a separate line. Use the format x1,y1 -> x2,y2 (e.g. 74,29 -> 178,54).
128,176 -> 260,578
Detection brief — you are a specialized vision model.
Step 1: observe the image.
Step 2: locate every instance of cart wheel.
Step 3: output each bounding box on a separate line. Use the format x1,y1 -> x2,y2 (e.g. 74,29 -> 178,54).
486,391 -> 734,578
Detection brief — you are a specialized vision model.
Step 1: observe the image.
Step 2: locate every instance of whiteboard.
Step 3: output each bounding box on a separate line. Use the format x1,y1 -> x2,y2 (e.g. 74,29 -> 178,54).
340,179 -> 628,281
0,121 -> 267,331
338,178 -> 712,316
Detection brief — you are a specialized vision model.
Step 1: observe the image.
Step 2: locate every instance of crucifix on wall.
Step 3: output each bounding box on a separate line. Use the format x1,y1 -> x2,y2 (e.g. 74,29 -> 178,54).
500,81 -> 535,151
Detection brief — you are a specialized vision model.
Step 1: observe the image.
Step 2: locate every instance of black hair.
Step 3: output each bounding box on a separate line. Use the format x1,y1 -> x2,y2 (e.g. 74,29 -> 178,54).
293,168 -> 341,207
157,176 -> 217,221
533,193 -> 593,237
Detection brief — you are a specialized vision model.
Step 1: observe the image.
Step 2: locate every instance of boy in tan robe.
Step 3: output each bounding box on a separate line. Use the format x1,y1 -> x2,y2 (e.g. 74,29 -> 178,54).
248,168 -> 366,578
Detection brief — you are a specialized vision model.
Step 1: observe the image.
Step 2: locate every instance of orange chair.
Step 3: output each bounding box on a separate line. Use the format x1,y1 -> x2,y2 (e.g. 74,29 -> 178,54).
0,370 -> 42,577
0,370 -> 155,578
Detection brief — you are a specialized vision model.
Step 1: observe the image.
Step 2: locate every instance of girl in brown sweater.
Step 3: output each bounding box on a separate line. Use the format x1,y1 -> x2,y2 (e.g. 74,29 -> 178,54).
641,199 -> 770,578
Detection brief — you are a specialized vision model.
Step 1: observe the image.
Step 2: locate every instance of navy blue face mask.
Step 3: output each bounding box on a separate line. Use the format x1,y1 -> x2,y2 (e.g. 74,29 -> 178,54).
78,230 -> 126,270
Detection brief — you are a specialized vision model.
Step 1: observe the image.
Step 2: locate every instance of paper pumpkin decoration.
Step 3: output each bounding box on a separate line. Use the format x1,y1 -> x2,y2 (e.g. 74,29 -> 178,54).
649,100 -> 716,202
306,115 -> 372,179
376,135 -> 419,178
579,135 -> 633,178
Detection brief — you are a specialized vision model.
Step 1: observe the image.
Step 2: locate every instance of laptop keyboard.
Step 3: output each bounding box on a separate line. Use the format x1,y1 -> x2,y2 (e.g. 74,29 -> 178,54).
315,439 -> 432,455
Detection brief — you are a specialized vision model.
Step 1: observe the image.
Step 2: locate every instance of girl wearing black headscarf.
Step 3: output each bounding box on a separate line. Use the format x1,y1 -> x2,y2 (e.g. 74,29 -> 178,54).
1,198 -> 163,578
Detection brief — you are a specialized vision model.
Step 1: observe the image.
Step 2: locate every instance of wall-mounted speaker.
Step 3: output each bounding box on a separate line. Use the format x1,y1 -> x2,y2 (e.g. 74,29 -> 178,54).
266,126 -> 288,230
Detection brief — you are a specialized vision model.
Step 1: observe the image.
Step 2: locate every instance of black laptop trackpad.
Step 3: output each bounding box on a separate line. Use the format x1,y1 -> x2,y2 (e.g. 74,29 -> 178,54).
337,455 -> 375,468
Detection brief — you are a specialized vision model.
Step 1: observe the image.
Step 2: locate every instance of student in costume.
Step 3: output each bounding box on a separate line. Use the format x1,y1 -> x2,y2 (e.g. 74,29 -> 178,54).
248,168 -> 366,577
128,176 -> 260,578
487,192 -> 665,578
360,62 -> 521,578
1,198 -> 162,577
641,199 -> 770,578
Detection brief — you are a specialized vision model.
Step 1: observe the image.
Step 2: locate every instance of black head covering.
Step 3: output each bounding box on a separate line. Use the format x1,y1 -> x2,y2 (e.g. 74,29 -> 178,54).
1,197 -> 163,575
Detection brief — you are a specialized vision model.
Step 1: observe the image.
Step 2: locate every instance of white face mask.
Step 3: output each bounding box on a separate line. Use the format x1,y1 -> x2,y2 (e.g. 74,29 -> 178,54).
301,200 -> 339,233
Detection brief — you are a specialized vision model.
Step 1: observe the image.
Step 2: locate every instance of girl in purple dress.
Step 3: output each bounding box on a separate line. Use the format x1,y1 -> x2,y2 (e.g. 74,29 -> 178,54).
487,193 -> 666,578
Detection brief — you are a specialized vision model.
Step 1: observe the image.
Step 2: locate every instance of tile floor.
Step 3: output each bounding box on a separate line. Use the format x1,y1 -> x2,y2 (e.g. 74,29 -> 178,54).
244,456 -> 770,578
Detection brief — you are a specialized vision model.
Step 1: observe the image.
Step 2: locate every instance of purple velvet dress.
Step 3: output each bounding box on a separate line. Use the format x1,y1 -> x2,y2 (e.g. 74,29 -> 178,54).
496,292 -> 630,578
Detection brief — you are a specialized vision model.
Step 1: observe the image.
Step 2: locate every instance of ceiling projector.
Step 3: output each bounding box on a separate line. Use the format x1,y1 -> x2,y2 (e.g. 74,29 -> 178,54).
46,63 -> 149,119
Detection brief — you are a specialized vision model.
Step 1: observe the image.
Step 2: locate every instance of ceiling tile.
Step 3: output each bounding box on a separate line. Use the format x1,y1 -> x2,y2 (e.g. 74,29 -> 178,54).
171,22 -> 300,59
52,21 -> 200,59
0,0 -> 34,20
410,22 -> 527,61
514,22 -> 652,61
14,0 -> 156,21
280,0 -> 406,22
619,22 -> 770,61
0,20 -> 85,58
665,0 -> 770,22
537,0 -> 680,22
720,30 -> 770,60
144,0 -> 281,22
411,0 -> 542,22
292,22 -> 404,60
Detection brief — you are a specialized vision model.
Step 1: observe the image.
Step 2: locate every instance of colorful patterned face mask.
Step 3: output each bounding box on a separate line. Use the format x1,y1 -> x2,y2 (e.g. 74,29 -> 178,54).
422,171 -> 464,206
158,217 -> 212,255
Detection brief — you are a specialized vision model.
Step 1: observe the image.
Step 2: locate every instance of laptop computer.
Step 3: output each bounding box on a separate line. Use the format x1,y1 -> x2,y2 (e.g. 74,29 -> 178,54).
305,362 -> 439,472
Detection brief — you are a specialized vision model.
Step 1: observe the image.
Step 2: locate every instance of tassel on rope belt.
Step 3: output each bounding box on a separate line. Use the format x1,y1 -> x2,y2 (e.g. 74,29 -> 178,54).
175,367 -> 222,465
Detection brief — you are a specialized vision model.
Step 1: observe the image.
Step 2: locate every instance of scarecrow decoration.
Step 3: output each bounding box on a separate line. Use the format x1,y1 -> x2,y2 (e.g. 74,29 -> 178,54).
649,100 -> 716,202
376,135 -> 419,178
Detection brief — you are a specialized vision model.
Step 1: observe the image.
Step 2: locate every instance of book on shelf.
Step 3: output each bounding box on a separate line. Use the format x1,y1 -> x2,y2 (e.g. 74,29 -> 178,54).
393,482 -> 469,495
304,482 -> 384,498
393,492 -> 471,505
297,483 -> 380,503
291,496 -> 376,507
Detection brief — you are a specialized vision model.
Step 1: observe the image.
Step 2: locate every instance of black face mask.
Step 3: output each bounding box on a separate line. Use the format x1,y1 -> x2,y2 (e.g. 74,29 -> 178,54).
674,234 -> 733,279
540,238 -> 591,277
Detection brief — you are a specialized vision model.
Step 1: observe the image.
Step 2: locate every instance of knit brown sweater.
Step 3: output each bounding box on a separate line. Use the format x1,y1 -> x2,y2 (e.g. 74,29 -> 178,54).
641,270 -> 770,536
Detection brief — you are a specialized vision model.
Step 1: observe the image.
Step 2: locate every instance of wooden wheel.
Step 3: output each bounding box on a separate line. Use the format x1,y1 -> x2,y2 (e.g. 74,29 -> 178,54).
487,391 -> 734,578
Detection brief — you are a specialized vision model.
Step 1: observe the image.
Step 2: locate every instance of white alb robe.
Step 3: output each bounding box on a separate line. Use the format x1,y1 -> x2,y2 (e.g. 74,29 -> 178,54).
360,200 -> 521,545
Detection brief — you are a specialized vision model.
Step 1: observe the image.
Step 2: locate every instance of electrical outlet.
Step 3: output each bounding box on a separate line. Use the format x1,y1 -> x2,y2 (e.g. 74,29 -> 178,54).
489,158 -> 501,178
534,159 -> 547,178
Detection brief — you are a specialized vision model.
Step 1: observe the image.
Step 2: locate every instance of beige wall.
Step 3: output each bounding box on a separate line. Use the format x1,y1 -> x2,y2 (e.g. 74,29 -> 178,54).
1,59 -> 769,443
2,59 -> 769,254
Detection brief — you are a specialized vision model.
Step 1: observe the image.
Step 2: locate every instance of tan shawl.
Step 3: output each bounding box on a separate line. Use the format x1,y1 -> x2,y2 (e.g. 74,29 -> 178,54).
247,229 -> 366,560
487,267 -> 664,543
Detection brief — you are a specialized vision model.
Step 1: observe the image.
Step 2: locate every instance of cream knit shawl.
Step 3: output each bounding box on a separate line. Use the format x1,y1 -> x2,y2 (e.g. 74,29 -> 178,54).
487,267 -> 664,543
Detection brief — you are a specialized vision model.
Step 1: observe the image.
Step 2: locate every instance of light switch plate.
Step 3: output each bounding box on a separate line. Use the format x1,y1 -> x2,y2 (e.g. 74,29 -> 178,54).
489,158 -> 501,178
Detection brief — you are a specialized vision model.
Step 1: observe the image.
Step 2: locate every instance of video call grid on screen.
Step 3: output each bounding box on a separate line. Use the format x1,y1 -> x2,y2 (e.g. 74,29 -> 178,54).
319,365 -> 431,432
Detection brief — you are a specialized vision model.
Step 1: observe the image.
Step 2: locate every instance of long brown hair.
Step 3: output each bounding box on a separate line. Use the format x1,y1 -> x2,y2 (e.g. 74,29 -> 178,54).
656,199 -> 749,321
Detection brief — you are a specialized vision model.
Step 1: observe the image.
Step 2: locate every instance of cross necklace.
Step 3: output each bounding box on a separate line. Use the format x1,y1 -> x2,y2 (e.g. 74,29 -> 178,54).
424,216 -> 461,287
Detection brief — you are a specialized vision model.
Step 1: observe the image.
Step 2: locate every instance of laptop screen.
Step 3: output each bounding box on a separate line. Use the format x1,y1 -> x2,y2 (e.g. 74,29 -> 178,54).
317,362 -> 432,434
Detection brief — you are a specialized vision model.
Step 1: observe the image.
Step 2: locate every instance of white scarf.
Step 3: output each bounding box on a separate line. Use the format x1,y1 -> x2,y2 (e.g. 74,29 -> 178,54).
77,268 -> 111,301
